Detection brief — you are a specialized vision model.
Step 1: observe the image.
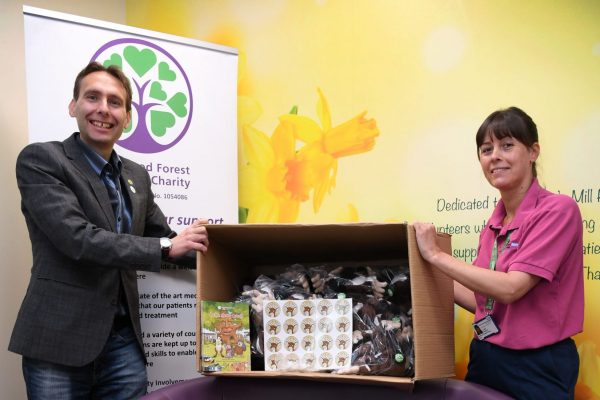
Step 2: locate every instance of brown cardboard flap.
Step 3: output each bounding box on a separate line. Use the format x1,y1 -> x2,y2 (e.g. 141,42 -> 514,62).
200,223 -> 409,265
407,225 -> 455,380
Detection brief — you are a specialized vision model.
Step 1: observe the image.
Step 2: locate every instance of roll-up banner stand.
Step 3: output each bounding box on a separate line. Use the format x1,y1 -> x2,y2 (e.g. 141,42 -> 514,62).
23,6 -> 238,391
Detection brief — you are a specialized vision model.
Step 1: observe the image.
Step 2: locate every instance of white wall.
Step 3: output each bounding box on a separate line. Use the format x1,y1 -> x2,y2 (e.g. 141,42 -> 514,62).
0,1 -> 125,398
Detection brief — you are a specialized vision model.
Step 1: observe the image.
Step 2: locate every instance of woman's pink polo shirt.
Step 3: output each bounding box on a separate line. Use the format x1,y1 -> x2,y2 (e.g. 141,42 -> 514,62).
472,178 -> 584,349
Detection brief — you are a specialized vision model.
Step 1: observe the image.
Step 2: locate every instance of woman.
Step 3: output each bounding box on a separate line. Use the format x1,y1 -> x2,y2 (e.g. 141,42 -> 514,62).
414,107 -> 583,399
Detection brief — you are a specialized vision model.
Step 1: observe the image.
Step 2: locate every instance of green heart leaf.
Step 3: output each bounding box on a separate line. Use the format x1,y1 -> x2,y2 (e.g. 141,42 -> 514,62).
167,92 -> 188,118
149,82 -> 167,101
103,53 -> 122,69
150,111 -> 175,137
124,46 -> 157,78
158,62 -> 176,81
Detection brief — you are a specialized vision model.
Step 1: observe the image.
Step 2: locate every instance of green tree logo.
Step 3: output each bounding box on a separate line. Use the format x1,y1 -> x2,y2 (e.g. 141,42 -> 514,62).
91,38 -> 193,153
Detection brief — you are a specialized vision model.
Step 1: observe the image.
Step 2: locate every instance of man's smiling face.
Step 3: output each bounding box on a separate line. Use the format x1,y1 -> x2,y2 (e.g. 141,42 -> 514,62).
69,71 -> 131,159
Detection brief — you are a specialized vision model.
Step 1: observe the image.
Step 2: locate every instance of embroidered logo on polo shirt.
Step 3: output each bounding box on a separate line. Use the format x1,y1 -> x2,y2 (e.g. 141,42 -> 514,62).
510,242 -> 519,249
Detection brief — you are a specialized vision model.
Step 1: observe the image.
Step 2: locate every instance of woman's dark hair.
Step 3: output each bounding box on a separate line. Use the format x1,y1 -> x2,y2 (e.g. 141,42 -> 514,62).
476,106 -> 539,177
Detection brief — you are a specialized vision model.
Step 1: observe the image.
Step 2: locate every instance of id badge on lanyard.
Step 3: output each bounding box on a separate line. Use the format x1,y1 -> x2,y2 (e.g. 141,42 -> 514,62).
472,230 -> 512,340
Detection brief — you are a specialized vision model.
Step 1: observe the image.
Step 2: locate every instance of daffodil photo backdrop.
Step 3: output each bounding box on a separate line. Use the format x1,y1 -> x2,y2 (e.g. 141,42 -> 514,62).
127,1 -> 600,398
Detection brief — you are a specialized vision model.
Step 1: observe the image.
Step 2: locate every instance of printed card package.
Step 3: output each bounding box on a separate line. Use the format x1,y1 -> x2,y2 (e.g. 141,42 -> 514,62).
196,223 -> 453,389
200,301 -> 251,372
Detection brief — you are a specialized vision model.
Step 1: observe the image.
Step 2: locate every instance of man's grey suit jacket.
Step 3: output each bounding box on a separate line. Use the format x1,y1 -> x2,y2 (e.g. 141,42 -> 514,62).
9,133 -> 173,367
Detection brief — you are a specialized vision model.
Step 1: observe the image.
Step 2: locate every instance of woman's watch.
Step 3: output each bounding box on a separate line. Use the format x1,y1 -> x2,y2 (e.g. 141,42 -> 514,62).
160,237 -> 172,259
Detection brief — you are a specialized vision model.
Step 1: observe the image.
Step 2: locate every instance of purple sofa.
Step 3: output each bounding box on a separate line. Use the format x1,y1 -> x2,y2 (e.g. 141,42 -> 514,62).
142,376 -> 513,400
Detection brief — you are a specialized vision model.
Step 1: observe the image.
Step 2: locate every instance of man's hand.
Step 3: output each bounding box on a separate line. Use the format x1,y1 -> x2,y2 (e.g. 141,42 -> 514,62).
169,218 -> 210,257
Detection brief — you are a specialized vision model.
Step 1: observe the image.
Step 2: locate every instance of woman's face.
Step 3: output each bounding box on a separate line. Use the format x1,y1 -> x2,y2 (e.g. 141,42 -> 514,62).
478,133 -> 539,193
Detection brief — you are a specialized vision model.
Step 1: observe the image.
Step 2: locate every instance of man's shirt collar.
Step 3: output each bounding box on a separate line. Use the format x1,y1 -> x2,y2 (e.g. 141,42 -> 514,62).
75,133 -> 123,177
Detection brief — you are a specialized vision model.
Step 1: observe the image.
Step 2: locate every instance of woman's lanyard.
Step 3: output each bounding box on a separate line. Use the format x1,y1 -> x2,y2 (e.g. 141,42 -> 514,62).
485,230 -> 513,312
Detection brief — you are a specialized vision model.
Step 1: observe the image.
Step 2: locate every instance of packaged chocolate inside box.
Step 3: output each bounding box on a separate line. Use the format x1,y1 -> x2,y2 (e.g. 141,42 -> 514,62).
196,223 -> 454,388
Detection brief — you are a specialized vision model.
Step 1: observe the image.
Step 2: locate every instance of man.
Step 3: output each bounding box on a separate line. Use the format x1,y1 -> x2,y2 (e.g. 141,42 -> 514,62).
9,62 -> 209,399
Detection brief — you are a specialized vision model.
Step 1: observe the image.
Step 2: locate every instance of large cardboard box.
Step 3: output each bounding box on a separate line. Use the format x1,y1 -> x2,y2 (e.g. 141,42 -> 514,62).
196,223 -> 454,388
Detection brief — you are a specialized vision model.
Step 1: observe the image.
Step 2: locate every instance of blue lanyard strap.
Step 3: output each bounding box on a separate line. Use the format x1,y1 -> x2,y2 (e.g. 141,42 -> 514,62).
485,230 -> 513,311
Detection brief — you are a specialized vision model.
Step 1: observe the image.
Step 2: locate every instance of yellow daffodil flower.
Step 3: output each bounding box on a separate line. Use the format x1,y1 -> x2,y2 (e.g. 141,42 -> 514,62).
281,89 -> 380,212
240,88 -> 379,222
239,121 -> 301,223
576,340 -> 600,398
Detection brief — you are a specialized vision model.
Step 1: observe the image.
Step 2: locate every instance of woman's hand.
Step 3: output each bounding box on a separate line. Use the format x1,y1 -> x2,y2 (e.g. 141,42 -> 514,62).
413,222 -> 442,263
